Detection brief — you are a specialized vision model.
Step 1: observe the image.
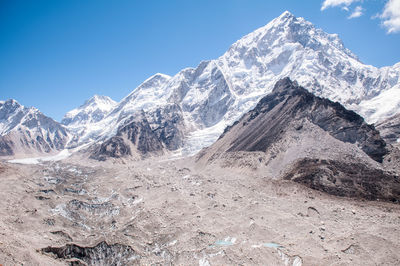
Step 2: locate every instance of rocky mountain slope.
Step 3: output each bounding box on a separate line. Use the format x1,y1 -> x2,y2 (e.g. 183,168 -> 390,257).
60,11 -> 400,157
0,99 -> 70,156
197,78 -> 399,202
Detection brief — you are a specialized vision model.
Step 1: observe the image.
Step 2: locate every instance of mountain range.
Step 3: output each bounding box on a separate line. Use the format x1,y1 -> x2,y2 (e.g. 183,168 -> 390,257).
1,11 -> 399,159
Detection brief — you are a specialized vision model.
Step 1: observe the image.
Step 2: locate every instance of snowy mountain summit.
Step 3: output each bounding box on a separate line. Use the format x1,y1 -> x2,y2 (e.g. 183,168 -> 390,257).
62,95 -> 117,127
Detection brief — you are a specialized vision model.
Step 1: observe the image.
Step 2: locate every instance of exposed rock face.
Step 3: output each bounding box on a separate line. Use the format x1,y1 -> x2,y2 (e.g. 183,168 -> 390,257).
0,99 -> 70,156
283,158 -> 400,202
91,136 -> 132,161
224,78 -> 387,162
146,104 -> 186,150
117,114 -> 164,154
0,139 -> 13,155
376,113 -> 400,146
42,241 -> 139,266
91,112 -> 165,160
198,78 -> 397,202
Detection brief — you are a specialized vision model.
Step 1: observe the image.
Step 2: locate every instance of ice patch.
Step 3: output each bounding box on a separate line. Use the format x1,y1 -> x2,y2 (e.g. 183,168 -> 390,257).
252,242 -> 284,249
8,149 -> 71,165
181,122 -> 228,156
213,237 -> 237,246
263,242 -> 284,249
214,240 -> 233,246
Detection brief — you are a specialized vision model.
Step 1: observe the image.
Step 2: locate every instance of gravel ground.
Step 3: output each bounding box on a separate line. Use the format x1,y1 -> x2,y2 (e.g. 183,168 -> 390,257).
0,156 -> 399,265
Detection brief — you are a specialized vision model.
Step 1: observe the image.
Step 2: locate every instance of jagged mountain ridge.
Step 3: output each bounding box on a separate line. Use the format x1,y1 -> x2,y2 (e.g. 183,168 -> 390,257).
197,78 -> 399,202
61,11 -> 400,157
0,99 -> 70,156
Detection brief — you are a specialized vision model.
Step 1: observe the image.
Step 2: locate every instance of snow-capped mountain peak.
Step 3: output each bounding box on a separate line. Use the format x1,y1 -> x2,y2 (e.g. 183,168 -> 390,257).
62,94 -> 117,127
85,94 -> 115,107
116,73 -> 172,113
0,99 -> 31,135
100,73 -> 172,127
0,99 -> 70,156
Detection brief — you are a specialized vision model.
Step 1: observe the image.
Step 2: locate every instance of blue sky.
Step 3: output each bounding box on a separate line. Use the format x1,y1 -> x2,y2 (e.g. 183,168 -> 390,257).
1,0 -> 399,121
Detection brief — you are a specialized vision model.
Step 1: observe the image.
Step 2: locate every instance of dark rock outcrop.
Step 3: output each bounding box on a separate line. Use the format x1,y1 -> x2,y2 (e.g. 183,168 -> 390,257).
283,158 -> 400,202
91,111 -> 164,160
91,136 -> 131,161
226,78 -> 387,162
42,241 -> 138,266
147,104 -> 186,150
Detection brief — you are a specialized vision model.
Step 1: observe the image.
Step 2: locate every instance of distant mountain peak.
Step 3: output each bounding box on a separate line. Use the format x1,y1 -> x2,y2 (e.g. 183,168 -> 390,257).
275,10 -> 297,24
2,98 -> 22,108
82,95 -> 116,108
62,94 -> 117,127
279,10 -> 294,18
0,99 -> 70,155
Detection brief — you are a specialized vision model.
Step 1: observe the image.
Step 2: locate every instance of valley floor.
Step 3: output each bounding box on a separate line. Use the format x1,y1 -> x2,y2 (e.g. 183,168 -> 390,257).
0,156 -> 399,265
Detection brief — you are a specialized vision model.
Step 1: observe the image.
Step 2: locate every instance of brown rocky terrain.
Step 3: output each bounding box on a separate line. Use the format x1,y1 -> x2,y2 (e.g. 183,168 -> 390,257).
0,156 -> 400,265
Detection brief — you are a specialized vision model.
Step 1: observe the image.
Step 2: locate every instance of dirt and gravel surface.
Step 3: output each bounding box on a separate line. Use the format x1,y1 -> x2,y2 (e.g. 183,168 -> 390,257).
0,155 -> 400,266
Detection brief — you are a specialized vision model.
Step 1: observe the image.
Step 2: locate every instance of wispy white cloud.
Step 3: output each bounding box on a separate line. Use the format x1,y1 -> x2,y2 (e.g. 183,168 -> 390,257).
348,6 -> 364,19
321,0 -> 361,11
380,0 -> 400,33
321,0 -> 400,34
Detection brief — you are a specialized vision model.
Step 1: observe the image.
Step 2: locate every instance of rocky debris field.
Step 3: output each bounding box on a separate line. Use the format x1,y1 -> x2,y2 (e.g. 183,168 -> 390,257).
0,156 -> 400,265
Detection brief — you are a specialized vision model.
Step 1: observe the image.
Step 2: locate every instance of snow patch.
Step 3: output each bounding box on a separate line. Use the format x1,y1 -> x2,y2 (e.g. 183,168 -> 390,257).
8,149 -> 71,165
